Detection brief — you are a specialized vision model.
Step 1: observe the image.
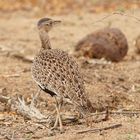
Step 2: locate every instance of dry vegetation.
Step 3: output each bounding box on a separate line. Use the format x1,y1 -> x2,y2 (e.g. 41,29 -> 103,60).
0,0 -> 140,14
0,0 -> 140,140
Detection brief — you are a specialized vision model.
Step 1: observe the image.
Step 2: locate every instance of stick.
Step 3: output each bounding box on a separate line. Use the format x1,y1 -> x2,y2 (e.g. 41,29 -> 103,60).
76,123 -> 122,134
93,11 -> 140,24
110,111 -> 140,115
11,53 -> 33,63
87,110 -> 140,118
0,74 -> 20,78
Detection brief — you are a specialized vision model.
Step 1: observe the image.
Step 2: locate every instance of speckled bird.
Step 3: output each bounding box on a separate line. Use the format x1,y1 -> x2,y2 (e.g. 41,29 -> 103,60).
31,18 -> 94,131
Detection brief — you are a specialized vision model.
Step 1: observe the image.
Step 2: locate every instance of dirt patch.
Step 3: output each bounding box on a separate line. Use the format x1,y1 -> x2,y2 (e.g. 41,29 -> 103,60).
0,10 -> 140,139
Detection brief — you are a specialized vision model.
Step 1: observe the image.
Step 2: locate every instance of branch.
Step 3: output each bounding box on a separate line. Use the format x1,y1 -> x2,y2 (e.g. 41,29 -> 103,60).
76,123 -> 122,134
87,110 -> 140,118
93,11 -> 140,24
15,96 -> 47,120
0,95 -> 47,120
11,53 -> 33,63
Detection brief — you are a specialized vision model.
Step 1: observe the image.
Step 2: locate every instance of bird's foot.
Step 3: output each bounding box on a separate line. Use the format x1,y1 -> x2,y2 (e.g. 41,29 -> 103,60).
51,127 -> 65,134
50,111 -> 65,133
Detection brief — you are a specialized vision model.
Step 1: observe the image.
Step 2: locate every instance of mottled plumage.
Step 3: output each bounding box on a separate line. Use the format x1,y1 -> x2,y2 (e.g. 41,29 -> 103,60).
32,49 -> 84,103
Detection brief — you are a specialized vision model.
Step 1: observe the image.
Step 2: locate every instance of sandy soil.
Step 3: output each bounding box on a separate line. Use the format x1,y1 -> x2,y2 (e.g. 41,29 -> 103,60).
0,10 -> 140,140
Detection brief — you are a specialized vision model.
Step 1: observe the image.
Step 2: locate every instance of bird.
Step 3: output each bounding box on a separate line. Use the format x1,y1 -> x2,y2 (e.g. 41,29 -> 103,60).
31,18 -> 94,132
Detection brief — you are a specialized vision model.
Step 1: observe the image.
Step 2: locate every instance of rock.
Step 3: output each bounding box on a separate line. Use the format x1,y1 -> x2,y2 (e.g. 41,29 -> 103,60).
74,28 -> 128,62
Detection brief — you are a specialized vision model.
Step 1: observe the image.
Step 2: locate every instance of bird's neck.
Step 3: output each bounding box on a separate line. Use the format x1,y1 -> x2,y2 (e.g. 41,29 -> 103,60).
39,30 -> 51,49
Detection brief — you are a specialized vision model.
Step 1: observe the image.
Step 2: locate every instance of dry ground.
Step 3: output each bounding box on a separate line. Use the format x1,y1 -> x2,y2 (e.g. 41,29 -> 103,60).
0,10 -> 140,140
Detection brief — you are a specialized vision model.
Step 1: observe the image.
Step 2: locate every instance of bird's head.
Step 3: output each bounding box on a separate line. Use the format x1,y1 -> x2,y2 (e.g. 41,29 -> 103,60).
37,18 -> 61,32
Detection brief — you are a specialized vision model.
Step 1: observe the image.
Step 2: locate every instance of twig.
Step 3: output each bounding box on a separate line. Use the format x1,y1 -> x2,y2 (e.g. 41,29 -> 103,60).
93,11 -> 140,24
121,109 -> 140,112
76,123 -> 122,134
87,110 -> 140,118
110,111 -> 140,115
11,53 -> 33,63
0,74 -> 20,78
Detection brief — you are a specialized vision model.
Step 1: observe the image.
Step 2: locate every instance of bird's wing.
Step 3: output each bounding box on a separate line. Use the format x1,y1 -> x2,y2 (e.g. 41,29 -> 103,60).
31,49 -> 85,102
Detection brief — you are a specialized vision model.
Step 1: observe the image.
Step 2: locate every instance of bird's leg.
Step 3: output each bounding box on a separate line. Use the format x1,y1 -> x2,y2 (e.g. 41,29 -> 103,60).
57,99 -> 63,132
52,104 -> 59,129
51,97 -> 59,130
52,97 -> 63,132
30,88 -> 41,107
